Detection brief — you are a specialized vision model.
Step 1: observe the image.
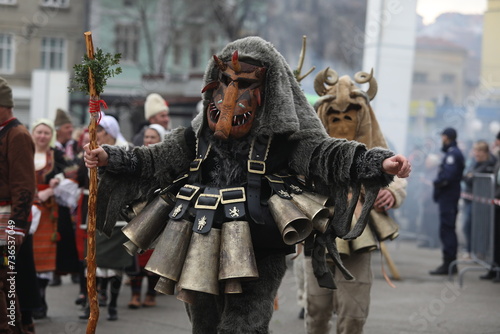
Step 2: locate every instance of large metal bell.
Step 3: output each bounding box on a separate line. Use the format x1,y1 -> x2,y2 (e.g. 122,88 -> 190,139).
291,193 -> 330,234
122,193 -> 175,252
336,237 -> 350,256
268,194 -> 312,245
351,224 -> 378,253
145,219 -> 193,294
177,228 -> 221,296
219,221 -> 258,294
369,210 -> 399,241
154,276 -> 177,295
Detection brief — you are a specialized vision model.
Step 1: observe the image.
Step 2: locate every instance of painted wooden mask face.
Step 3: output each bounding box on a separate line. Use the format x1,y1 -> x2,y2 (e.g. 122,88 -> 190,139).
325,106 -> 359,141
202,51 -> 266,140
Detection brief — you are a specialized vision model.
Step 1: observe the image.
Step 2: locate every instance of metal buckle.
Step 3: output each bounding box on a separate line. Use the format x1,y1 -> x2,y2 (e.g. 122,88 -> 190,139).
194,193 -> 221,210
176,184 -> 201,201
190,158 -> 203,172
247,160 -> 266,174
264,175 -> 284,183
220,187 -> 246,205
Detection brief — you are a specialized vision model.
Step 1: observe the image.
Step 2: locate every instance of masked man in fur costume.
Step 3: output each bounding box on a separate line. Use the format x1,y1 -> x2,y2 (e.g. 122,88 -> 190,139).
303,68 -> 407,334
84,37 -> 410,334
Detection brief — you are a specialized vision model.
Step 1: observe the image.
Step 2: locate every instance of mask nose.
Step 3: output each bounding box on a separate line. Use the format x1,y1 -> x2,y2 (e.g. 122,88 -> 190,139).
214,81 -> 239,140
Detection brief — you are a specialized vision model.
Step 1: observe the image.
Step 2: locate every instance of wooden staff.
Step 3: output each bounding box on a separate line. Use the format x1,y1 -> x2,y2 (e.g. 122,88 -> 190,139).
84,31 -> 100,333
380,241 -> 401,281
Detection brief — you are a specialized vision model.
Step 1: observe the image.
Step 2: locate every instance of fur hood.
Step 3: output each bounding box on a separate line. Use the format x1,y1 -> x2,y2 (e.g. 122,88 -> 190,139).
193,36 -> 326,141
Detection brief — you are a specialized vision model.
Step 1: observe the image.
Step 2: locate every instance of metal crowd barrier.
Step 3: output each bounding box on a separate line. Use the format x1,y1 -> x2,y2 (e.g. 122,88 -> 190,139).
450,173 -> 497,287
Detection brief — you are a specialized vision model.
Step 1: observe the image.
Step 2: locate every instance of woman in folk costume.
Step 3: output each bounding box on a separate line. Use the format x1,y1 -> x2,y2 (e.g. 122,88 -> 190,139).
30,119 -> 71,319
84,37 -> 410,333
80,113 -> 134,321
303,68 -> 407,334
127,124 -> 165,309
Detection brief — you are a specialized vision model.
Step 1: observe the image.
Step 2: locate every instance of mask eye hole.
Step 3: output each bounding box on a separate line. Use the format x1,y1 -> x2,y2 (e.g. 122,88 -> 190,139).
220,74 -> 231,86
237,80 -> 252,89
344,115 -> 352,121
327,107 -> 340,115
332,118 -> 340,123
347,104 -> 361,112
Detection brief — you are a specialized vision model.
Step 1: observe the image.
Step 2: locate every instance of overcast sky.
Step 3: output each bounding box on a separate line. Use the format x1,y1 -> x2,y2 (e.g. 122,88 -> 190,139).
417,0 -> 487,24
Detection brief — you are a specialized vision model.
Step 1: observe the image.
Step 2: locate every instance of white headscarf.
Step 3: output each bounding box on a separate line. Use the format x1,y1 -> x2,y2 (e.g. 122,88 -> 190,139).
31,118 -> 56,147
148,124 -> 166,142
99,113 -> 128,146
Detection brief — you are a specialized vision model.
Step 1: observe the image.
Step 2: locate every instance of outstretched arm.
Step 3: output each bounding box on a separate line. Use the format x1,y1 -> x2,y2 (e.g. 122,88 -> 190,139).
382,154 -> 411,178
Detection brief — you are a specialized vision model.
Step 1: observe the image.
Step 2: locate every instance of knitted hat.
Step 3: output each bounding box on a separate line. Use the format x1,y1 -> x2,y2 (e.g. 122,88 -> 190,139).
0,76 -> 13,108
441,127 -> 457,141
144,93 -> 169,120
54,108 -> 72,127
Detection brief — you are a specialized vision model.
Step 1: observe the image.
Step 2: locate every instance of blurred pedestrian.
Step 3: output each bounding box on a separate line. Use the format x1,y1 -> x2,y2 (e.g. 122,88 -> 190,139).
0,76 -> 37,333
30,119 -> 70,319
430,127 -> 465,275
128,124 -> 164,309
50,109 -> 80,286
481,132 -> 500,281
74,129 -> 90,308
462,140 -> 496,257
132,93 -> 170,146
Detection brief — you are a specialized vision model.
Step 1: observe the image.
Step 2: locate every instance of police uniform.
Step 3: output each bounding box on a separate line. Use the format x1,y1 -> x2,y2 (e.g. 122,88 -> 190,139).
432,139 -> 465,273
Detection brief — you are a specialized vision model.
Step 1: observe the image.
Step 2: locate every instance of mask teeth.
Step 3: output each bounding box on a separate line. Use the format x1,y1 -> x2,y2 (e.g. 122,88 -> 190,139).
209,103 -> 220,121
232,111 -> 252,126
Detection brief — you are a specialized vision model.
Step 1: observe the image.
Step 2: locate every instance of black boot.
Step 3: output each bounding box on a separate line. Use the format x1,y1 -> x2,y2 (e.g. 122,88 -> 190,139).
479,269 -> 496,280
79,305 -> 90,320
430,258 -> 457,275
107,307 -> 118,321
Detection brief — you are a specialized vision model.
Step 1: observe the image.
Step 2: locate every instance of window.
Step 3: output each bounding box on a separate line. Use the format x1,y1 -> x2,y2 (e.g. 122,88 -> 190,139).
0,33 -> 14,74
0,0 -> 17,5
441,73 -> 455,83
413,72 -> 427,83
41,37 -> 65,70
40,0 -> 69,8
190,32 -> 201,68
115,24 -> 139,62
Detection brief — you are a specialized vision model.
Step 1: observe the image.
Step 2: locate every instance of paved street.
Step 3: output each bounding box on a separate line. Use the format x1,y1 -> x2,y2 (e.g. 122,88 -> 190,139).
34,239 -> 500,334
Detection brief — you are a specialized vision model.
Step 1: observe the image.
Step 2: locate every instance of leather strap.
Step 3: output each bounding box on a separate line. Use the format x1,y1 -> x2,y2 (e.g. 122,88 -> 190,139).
220,187 -> 246,220
193,187 -> 220,234
247,135 -> 272,224
170,184 -> 201,220
188,136 -> 211,184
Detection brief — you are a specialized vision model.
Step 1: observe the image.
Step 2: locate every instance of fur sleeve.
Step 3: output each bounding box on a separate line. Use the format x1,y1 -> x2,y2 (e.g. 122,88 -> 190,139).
96,127 -> 194,236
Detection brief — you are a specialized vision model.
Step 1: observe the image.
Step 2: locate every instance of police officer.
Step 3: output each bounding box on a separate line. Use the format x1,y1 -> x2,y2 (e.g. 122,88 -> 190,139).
430,127 -> 465,275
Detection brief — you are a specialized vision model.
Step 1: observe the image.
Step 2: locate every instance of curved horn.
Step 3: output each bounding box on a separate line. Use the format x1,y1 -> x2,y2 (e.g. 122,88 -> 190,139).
314,67 -> 339,96
313,95 -> 335,111
213,55 -> 227,72
232,50 -> 241,72
354,68 -> 378,100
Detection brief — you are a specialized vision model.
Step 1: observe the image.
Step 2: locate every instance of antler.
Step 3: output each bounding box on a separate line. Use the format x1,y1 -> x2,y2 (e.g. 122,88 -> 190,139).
294,35 -> 316,83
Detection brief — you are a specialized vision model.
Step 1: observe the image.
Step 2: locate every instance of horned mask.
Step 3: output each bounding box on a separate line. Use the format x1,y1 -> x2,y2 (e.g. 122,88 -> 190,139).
313,68 -> 378,141
202,50 -> 266,140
